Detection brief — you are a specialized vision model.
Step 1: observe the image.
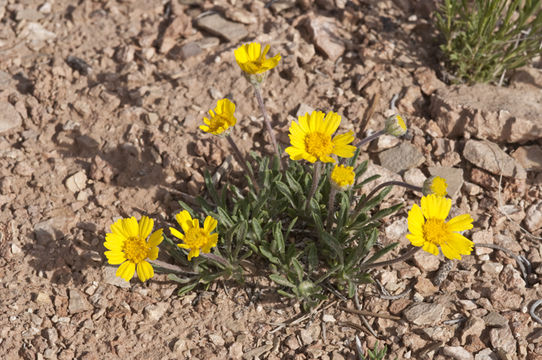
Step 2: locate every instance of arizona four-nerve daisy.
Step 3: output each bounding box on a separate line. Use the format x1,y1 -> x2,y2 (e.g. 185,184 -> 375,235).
285,111 -> 356,163
406,194 -> 474,260
104,216 -> 163,282
234,43 -> 281,75
331,164 -> 355,190
200,98 -> 237,135
170,210 -> 219,261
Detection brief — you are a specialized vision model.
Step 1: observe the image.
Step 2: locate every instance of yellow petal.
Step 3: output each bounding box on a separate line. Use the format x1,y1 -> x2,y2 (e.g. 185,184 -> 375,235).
123,217 -> 139,238
148,246 -> 159,260
323,111 -> 341,135
138,216 -> 153,240
449,233 -> 474,255
136,261 -> 154,282
447,214 -> 474,232
169,227 -> 185,240
116,261 -> 135,281
406,233 -> 425,247
148,229 -> 163,247
105,251 -> 126,264
407,204 -> 424,236
187,248 -> 200,261
110,218 -> 129,238
203,216 -> 218,233
176,210 -> 193,232
422,241 -> 439,256
298,113 -> 310,133
104,233 -> 125,250
440,242 -> 461,260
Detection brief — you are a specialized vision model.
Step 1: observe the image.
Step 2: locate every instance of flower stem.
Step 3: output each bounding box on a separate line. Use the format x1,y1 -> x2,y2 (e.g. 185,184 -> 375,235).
359,246 -> 421,270
253,85 -> 282,168
355,129 -> 386,148
305,162 -> 322,211
360,181 -> 422,209
149,260 -> 198,275
225,134 -> 260,193
200,252 -> 230,267
326,187 -> 337,231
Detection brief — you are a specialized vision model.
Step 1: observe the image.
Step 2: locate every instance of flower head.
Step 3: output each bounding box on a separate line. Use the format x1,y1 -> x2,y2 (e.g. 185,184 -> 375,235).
406,194 -> 474,260
331,164 -> 355,190
200,98 -> 237,135
285,111 -> 356,163
104,216 -> 163,282
234,43 -> 281,75
170,210 -> 219,261
384,114 -> 407,137
423,176 -> 448,197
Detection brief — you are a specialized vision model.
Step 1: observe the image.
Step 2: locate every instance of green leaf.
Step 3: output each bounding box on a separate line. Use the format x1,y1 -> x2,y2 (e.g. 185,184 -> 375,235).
259,245 -> 281,265
291,258 -> 304,283
178,282 -> 198,296
362,242 -> 400,266
271,222 -> 285,256
269,274 -> 296,288
167,273 -> 192,284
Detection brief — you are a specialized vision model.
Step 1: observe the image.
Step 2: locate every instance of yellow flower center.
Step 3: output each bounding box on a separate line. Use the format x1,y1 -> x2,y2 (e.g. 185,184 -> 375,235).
123,236 -> 148,264
422,219 -> 449,245
305,132 -> 333,158
184,228 -> 208,249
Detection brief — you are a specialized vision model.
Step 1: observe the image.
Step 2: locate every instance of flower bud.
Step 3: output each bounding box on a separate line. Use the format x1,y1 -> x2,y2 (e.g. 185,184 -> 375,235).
422,176 -> 448,197
330,164 -> 355,190
384,114 -> 407,137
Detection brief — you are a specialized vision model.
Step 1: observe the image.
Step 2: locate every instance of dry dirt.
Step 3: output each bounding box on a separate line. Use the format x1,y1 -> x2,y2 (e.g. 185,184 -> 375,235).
1,0 -> 542,359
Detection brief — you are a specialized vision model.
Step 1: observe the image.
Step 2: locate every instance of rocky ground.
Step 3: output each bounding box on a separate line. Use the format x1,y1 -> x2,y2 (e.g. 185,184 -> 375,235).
1,0 -> 542,359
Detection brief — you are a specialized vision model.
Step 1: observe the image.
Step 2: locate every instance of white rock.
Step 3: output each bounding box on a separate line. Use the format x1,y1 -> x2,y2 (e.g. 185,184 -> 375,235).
524,201 -> 542,232
442,346 -> 474,360
65,171 -> 87,193
144,302 -> 169,321
403,168 -> 426,187
0,103 -> 22,133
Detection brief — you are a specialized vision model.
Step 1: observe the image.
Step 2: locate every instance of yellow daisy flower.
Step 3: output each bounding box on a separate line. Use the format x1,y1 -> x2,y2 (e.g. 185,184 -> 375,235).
406,194 -> 474,260
422,176 -> 448,197
170,210 -> 219,261
331,164 -> 355,190
285,111 -> 356,163
234,42 -> 281,75
104,216 -> 163,282
384,114 -> 407,137
200,98 -> 237,135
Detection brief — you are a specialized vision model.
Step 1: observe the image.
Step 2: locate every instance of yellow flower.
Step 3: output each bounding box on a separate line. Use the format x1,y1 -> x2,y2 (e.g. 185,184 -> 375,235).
331,164 -> 355,190
285,111 -> 356,163
170,210 -> 219,261
423,176 -> 448,197
406,194 -> 474,260
104,216 -> 163,282
234,43 -> 281,75
200,98 -> 237,135
384,114 -> 407,137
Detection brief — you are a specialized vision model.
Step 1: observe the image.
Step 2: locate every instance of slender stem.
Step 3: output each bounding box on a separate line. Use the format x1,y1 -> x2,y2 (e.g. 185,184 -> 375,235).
253,86 -> 281,167
200,253 -> 230,267
359,180 -> 422,209
355,129 -> 386,148
225,134 -> 260,193
359,246 -> 421,270
149,260 -> 198,275
326,187 -> 337,231
305,162 -> 322,211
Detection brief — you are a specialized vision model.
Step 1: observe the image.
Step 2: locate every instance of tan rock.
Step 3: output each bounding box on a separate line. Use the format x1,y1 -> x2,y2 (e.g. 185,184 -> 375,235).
430,84 -> 542,143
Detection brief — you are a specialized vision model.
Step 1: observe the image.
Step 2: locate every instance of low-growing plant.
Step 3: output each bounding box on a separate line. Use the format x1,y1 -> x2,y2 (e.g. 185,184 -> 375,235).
436,0 -> 542,84
103,42 -> 475,312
